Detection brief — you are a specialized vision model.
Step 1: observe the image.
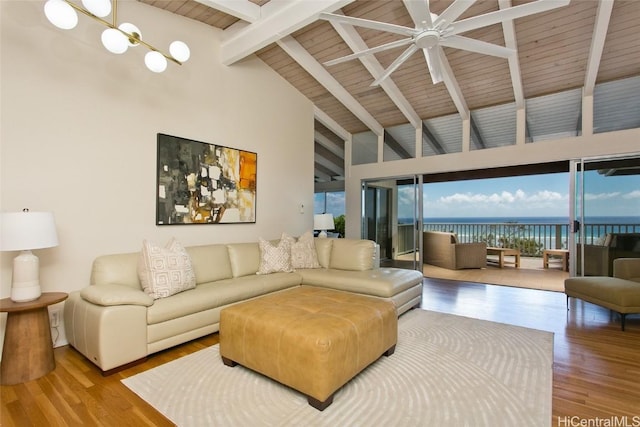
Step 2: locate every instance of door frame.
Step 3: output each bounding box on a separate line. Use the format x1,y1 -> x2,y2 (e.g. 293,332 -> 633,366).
569,153 -> 640,277
361,175 -> 423,271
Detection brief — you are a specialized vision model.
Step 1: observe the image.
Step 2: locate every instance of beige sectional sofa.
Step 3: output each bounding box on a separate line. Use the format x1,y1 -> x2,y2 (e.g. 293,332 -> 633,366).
64,238 -> 424,374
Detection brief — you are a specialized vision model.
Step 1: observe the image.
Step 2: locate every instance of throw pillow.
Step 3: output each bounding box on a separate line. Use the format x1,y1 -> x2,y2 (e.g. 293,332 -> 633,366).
287,231 -> 321,269
138,238 -> 196,299
257,235 -> 293,274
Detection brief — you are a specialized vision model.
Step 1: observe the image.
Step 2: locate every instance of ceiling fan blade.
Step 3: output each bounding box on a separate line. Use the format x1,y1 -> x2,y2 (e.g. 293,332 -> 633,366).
403,0 -> 433,29
319,12 -> 417,37
450,0 -> 570,35
421,47 -> 443,84
440,35 -> 515,58
433,0 -> 476,30
371,44 -> 419,86
324,38 -> 414,66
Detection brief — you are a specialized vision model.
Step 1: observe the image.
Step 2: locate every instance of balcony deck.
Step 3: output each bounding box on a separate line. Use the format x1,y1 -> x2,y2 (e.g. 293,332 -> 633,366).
421,256 -> 568,292
393,254 -> 568,292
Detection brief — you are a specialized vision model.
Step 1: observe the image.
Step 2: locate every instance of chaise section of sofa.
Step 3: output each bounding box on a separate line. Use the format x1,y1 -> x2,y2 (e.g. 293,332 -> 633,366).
64,238 -> 424,373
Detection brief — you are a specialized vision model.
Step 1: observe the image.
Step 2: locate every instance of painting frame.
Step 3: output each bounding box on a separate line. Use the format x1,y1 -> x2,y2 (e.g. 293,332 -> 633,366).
155,133 -> 257,225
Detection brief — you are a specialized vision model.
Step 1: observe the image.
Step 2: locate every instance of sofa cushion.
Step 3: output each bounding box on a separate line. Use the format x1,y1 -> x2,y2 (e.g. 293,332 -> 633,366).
329,239 -> 376,271
227,243 -> 261,277
299,268 -> 423,298
138,239 -> 196,299
186,244 -> 233,284
286,231 -> 321,269
257,236 -> 293,274
146,273 -> 302,325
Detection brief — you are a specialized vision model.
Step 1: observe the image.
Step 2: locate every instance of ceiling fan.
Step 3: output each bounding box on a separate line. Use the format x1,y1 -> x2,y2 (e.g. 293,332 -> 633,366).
320,0 -> 570,86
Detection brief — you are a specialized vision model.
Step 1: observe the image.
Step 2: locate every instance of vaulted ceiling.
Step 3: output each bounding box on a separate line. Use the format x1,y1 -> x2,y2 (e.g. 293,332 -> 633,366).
140,0 -> 640,182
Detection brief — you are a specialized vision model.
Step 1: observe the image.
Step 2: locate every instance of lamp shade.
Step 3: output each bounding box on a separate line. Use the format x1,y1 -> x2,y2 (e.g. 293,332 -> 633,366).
101,28 -> 128,54
0,211 -> 59,251
170,41 -> 190,62
44,0 -> 78,30
81,0 -> 111,18
145,51 -> 168,73
314,213 -> 335,231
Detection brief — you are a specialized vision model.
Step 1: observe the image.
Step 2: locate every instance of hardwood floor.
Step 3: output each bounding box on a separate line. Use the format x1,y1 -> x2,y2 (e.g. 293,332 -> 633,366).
1,279 -> 639,426
421,278 -> 640,424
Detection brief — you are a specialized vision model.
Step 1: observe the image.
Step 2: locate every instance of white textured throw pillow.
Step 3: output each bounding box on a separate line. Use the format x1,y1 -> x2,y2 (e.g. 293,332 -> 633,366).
138,238 -> 196,299
286,231 -> 321,269
257,235 -> 293,274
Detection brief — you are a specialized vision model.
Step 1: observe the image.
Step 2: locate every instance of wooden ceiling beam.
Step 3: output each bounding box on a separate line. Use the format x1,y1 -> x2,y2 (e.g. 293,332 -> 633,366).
315,141 -> 344,169
193,0 -> 260,23
315,154 -> 343,176
584,0 -> 614,96
314,106 -> 350,142
221,0 -> 354,65
499,0 -> 525,109
421,122 -> 447,155
470,115 -> 486,149
314,164 -> 333,182
329,11 -> 422,129
315,131 -> 344,159
278,35 -> 384,135
383,130 -> 412,159
438,48 -> 470,121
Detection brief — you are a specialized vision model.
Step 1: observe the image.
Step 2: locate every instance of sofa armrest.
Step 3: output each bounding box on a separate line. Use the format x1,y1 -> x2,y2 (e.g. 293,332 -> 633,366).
64,291 -> 148,372
613,258 -> 640,282
81,284 -> 154,307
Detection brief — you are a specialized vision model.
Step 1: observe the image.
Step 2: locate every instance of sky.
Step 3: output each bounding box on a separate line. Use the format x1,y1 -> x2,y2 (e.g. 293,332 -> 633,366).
316,170 -> 640,220
412,171 -> 640,219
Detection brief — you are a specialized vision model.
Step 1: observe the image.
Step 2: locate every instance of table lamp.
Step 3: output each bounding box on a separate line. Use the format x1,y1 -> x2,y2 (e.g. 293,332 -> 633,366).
0,209 -> 59,302
314,213 -> 335,238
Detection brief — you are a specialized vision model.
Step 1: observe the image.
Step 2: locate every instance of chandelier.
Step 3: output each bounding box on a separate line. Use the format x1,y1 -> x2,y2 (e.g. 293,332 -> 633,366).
43,0 -> 190,73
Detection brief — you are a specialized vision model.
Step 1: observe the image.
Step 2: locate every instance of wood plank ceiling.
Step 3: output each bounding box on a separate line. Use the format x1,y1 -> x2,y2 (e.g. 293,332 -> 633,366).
140,0 -> 640,182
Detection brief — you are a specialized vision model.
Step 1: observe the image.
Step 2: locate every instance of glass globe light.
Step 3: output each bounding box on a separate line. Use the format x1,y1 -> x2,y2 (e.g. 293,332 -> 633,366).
101,28 -> 128,54
44,0 -> 78,30
81,0 -> 111,18
118,23 -> 141,46
145,51 -> 167,73
169,41 -> 190,62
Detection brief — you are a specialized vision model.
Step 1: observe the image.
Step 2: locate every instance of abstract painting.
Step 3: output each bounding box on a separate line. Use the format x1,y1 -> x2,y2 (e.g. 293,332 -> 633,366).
156,134 -> 257,225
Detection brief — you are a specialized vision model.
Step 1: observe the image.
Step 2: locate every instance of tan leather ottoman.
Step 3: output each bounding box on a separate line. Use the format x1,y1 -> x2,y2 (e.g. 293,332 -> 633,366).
219,286 -> 397,410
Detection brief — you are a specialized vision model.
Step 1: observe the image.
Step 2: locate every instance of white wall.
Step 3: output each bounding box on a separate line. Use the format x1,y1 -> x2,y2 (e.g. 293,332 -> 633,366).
0,1 -> 315,349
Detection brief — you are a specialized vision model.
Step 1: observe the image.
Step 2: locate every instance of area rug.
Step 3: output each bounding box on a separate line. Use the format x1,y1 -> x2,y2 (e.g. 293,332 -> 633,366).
122,309 -> 553,426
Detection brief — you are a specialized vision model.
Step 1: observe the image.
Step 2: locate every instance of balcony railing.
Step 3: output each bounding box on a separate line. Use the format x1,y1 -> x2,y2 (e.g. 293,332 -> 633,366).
396,222 -> 640,257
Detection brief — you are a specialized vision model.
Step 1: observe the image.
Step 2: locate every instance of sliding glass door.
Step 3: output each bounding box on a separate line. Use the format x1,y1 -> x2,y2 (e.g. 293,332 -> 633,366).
570,154 -> 640,276
362,175 -> 423,270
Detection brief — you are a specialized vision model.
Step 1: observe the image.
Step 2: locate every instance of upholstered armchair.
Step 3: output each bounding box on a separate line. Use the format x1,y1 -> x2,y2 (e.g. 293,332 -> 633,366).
578,233 -> 640,276
423,231 -> 487,270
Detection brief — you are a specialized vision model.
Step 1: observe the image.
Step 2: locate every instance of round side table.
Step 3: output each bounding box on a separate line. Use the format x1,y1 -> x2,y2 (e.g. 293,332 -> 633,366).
0,292 -> 68,385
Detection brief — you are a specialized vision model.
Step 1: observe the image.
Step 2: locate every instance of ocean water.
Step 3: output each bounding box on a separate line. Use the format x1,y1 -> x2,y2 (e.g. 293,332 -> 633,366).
421,216 -> 640,225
